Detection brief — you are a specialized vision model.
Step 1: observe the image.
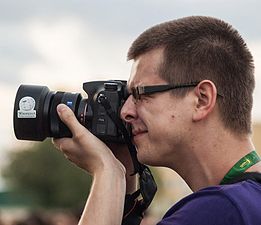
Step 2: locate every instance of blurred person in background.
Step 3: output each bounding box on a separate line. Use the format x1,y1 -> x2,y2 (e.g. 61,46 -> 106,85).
0,212 -> 4,225
53,16 -> 261,225
50,210 -> 78,225
11,212 -> 49,225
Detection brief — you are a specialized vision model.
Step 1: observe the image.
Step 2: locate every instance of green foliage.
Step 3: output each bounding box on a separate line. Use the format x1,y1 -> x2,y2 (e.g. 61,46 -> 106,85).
2,139 -> 92,209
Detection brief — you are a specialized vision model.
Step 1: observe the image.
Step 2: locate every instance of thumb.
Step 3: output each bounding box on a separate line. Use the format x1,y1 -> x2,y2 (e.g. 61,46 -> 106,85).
57,103 -> 85,136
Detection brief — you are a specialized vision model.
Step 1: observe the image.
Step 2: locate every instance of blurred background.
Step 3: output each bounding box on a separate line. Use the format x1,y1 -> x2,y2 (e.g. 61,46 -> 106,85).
0,0 -> 261,224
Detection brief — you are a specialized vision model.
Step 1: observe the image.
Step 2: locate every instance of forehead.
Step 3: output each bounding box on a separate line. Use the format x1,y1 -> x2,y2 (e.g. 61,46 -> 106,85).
128,48 -> 166,88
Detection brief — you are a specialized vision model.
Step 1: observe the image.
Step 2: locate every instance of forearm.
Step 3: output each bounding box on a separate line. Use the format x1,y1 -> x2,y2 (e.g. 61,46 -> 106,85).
106,143 -> 138,194
79,166 -> 126,225
53,105 -> 134,225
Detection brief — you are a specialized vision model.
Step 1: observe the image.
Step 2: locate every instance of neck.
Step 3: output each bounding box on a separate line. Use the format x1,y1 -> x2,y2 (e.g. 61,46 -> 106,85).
169,128 -> 257,192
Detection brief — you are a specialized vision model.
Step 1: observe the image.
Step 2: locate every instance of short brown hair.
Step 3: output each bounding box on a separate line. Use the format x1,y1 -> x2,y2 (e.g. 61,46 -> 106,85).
128,16 -> 255,134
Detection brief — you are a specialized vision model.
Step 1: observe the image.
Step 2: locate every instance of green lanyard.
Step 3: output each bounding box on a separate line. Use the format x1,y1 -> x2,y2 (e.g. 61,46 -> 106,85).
220,151 -> 261,185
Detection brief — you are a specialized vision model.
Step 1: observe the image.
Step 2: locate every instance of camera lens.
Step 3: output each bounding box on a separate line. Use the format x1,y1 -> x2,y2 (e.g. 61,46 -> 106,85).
13,85 -> 82,141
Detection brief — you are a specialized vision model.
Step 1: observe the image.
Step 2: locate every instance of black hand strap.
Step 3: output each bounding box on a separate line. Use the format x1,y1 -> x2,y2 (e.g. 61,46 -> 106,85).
122,191 -> 143,225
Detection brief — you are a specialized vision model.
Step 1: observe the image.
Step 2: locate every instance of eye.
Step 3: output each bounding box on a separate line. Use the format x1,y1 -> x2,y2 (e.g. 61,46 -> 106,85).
138,94 -> 152,104
130,87 -> 139,100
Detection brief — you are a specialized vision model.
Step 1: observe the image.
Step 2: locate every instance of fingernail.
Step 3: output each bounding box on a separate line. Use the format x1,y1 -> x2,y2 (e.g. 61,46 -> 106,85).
57,104 -> 67,114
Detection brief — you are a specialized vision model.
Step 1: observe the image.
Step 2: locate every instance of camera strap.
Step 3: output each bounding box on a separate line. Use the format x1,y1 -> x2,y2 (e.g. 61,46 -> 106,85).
222,171 -> 261,185
220,151 -> 261,185
98,94 -> 157,224
97,93 -> 142,173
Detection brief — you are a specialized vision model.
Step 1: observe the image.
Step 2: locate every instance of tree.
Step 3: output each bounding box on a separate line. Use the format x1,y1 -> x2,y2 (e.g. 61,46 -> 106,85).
2,139 -> 92,209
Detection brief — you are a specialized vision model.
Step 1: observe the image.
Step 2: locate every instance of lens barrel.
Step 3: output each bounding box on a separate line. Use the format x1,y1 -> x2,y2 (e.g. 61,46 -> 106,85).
13,85 -> 82,141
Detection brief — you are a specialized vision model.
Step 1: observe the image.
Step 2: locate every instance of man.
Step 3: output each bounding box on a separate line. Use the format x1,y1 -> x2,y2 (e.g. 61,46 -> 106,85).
53,16 -> 261,225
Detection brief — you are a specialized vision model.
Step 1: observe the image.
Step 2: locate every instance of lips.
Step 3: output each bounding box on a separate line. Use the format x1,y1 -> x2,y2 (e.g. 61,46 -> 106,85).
132,129 -> 148,137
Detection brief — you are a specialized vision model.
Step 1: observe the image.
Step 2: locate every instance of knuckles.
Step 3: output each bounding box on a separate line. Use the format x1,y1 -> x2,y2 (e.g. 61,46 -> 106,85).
57,142 -> 67,153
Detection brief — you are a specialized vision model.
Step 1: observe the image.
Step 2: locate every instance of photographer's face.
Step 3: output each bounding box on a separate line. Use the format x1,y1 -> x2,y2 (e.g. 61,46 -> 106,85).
121,48 -> 193,167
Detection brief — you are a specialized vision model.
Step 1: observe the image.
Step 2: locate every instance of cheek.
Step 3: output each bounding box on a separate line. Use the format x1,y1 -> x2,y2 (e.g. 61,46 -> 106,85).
148,114 -> 176,140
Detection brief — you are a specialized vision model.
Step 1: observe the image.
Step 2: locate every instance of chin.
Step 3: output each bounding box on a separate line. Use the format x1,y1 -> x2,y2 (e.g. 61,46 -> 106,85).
137,152 -> 147,164
137,152 -> 165,167
137,153 -> 155,166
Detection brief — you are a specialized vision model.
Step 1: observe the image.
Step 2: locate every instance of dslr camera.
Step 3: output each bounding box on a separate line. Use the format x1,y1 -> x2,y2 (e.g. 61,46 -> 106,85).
13,80 -> 129,143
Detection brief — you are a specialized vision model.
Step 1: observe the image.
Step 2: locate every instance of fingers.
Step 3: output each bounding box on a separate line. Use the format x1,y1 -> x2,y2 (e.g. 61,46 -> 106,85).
53,137 -> 88,170
52,137 -> 74,152
54,103 -> 125,174
56,103 -> 86,137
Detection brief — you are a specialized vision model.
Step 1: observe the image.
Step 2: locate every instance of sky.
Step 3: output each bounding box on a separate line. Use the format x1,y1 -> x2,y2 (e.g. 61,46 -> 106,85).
0,0 -> 261,188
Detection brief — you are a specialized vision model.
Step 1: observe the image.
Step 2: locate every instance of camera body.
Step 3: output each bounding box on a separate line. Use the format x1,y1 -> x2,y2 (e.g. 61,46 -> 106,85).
13,80 -> 129,143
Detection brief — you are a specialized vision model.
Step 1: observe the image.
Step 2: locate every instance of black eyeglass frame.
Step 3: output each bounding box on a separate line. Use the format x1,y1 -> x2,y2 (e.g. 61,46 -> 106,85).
130,82 -> 200,100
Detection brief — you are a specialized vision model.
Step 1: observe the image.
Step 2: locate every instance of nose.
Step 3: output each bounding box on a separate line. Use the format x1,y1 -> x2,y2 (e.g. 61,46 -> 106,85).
120,96 -> 137,123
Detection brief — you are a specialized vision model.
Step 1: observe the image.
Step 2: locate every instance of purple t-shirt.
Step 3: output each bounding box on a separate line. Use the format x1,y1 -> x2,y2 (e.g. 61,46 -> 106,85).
157,180 -> 261,225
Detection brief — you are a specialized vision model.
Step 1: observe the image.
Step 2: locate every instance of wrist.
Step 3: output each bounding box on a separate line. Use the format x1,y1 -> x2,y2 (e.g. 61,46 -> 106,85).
93,156 -> 126,180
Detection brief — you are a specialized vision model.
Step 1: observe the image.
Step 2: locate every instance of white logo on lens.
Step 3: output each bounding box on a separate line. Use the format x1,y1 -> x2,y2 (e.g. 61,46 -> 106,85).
18,96 -> 37,118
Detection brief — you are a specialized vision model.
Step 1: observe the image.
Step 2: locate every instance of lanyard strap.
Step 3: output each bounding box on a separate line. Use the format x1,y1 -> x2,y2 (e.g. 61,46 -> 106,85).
220,151 -> 261,185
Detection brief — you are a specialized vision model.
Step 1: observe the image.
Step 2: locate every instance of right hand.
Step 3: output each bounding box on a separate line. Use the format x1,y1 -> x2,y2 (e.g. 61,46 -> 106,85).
52,103 -> 125,176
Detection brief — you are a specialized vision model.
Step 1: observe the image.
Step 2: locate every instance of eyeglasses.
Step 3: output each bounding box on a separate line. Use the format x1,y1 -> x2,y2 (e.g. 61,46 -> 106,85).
130,82 -> 200,101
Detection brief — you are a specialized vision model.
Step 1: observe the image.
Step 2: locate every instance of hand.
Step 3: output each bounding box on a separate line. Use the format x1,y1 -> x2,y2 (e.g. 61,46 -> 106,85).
52,104 -> 125,176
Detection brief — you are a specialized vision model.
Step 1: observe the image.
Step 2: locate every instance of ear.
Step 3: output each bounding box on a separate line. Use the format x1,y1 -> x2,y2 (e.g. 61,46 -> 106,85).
192,80 -> 218,122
